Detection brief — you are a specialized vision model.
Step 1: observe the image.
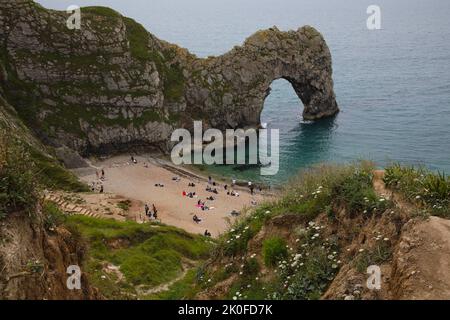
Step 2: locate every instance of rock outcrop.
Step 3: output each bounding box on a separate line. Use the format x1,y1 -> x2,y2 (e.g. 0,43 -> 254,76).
0,0 -> 338,156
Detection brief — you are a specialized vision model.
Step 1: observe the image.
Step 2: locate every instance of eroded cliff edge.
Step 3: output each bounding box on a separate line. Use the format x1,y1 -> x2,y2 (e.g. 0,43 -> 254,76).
0,0 -> 338,156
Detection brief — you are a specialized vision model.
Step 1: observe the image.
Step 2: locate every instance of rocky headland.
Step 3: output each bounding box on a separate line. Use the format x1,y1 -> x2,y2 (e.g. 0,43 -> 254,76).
0,0 -> 338,158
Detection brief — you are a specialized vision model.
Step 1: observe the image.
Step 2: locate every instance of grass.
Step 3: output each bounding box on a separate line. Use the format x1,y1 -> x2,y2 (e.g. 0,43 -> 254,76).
144,269 -> 200,300
202,161 -> 394,300
355,241 -> 392,273
117,200 -> 131,211
0,130 -> 39,219
29,148 -> 89,192
123,17 -> 185,102
216,162 -> 388,259
59,214 -> 213,299
262,237 -> 288,267
82,6 -> 122,18
384,164 -> 450,217
123,17 -> 153,61
218,204 -> 274,257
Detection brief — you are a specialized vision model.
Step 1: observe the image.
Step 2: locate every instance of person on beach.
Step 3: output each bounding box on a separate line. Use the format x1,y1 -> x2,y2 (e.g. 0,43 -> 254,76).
101,169 -> 105,180
145,204 -> 150,216
152,204 -> 157,217
230,210 -> 240,216
99,185 -> 104,193
250,184 -> 255,195
204,230 -> 211,237
208,176 -> 212,184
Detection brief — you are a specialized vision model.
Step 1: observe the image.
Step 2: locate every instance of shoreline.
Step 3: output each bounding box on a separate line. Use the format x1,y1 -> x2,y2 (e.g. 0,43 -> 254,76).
72,153 -> 275,237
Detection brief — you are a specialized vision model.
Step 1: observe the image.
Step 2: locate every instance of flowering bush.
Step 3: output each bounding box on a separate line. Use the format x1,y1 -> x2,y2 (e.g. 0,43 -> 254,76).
384,164 -> 450,216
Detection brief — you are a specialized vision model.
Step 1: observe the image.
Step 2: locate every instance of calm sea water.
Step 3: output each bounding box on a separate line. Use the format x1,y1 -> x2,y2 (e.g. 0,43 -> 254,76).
38,0 -> 450,185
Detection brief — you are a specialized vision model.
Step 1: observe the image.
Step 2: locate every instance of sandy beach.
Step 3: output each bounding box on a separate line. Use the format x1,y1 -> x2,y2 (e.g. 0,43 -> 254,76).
75,155 -> 271,237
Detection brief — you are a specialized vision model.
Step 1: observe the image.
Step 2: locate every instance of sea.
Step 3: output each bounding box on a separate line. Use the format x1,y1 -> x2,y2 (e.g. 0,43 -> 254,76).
37,0 -> 450,186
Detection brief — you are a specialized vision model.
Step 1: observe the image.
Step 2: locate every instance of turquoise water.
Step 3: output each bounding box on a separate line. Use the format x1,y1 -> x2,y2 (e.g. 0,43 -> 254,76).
38,0 -> 450,185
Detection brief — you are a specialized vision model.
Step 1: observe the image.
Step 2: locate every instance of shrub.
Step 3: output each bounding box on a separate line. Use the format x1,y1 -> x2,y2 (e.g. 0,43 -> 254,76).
42,201 -> 66,230
117,200 -> 131,211
384,164 -> 450,216
0,131 -> 39,218
242,258 -> 260,277
274,161 -> 382,220
331,169 -> 386,214
355,242 -> 392,273
262,237 -> 288,267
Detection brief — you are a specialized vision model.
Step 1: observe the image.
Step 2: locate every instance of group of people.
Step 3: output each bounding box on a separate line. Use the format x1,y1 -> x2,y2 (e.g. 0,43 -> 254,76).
95,169 -> 106,180
183,191 -> 197,198
227,190 -> 240,197
205,185 -> 219,194
144,203 -> 158,220
91,169 -> 106,193
197,199 -> 211,211
90,181 -> 104,193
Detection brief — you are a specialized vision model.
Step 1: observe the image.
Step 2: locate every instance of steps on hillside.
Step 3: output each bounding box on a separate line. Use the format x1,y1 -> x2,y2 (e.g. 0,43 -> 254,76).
43,193 -> 101,219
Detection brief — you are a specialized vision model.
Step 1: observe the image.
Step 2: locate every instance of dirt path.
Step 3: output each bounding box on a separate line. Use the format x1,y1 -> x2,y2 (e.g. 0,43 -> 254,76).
135,260 -> 194,296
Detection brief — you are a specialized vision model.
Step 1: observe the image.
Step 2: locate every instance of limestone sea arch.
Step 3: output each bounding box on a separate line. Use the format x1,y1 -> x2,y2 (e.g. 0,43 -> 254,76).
0,0 -> 338,155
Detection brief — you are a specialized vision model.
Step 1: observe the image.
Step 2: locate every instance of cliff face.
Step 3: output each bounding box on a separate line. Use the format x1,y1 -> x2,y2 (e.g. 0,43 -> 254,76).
0,208 -> 101,300
0,0 -> 338,156
0,91 -> 99,300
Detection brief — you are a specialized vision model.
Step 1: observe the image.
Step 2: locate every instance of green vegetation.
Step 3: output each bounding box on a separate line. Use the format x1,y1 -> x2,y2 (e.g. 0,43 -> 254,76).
220,204 -> 274,257
0,130 -> 39,219
262,237 -> 288,267
59,214 -> 213,299
42,201 -> 67,231
82,6 -> 122,18
29,148 -> 88,192
199,162 -> 396,300
117,200 -> 131,211
273,223 -> 340,300
355,241 -> 392,273
216,162 -> 390,259
331,168 -> 390,215
384,164 -> 450,217
123,17 -> 186,102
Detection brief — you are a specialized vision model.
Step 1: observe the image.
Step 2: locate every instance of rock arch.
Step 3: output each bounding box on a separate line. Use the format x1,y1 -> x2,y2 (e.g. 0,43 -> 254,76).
184,26 -> 339,130
0,2 -> 338,155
